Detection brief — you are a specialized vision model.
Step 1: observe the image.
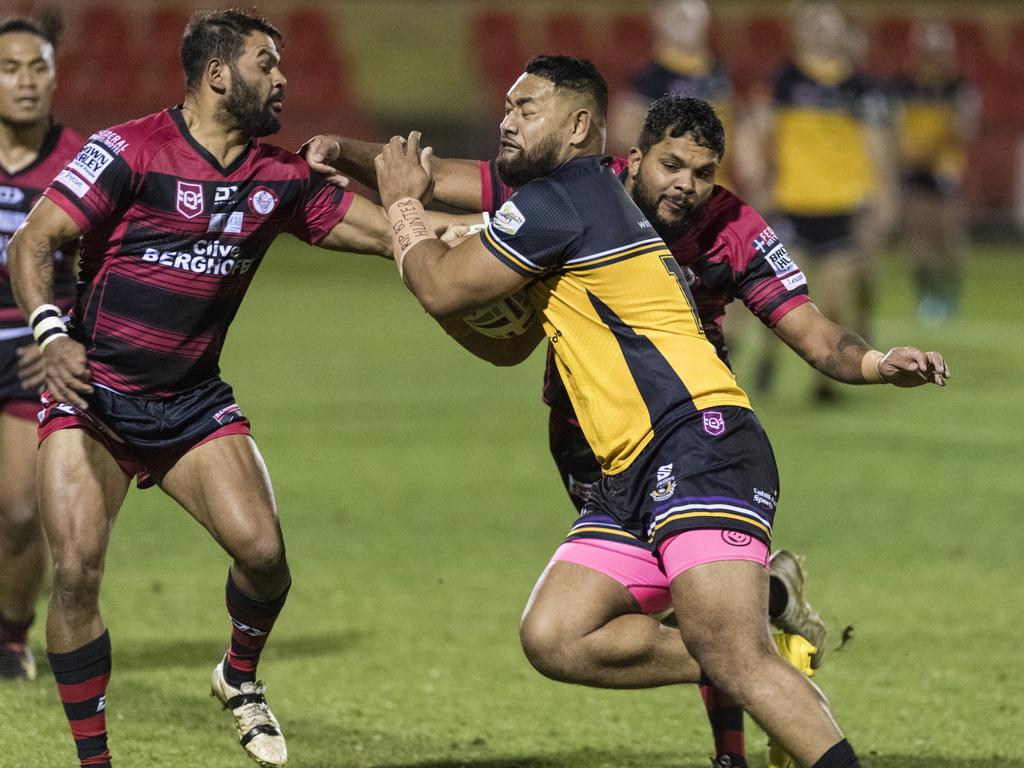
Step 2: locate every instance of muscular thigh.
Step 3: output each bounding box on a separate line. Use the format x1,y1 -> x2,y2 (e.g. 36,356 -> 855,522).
38,428 -> 131,558
159,434 -> 279,551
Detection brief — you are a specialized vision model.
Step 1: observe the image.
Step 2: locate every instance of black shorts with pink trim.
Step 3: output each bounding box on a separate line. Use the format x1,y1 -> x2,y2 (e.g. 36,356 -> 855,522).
582,405 -> 780,549
0,334 -> 42,419
38,377 -> 251,489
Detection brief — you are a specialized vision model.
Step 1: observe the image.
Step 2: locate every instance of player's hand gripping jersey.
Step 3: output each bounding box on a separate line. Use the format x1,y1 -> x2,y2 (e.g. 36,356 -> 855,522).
43,107 -> 353,398
479,155 -> 749,475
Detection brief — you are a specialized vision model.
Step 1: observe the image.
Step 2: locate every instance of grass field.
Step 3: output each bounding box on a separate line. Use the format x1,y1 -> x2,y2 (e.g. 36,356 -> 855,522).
2,239 -> 1022,768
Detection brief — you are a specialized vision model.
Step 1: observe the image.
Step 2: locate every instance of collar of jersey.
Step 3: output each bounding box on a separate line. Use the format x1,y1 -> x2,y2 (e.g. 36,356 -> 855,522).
168,106 -> 254,177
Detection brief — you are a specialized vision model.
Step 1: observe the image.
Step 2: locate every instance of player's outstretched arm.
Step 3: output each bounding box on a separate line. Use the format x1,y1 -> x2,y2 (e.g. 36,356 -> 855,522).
304,133 -> 486,212
318,194 -> 394,256
376,133 -> 532,318
7,197 -> 93,409
772,302 -> 949,387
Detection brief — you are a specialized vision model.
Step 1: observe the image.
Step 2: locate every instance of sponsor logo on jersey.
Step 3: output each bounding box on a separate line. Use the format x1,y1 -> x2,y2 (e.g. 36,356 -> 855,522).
91,129 -> 129,155
176,181 -> 205,219
141,241 -> 255,276
764,244 -> 795,276
249,186 -> 278,215
650,463 -> 676,502
0,186 -> 25,206
55,169 -> 90,198
69,143 -> 114,183
214,185 -> 239,204
702,410 -> 725,436
751,226 -> 778,254
208,211 -> 244,234
782,271 -> 807,291
493,200 -> 525,235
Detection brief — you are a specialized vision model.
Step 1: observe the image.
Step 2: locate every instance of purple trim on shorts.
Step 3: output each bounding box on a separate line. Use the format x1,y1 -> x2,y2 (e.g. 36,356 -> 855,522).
654,495 -> 758,514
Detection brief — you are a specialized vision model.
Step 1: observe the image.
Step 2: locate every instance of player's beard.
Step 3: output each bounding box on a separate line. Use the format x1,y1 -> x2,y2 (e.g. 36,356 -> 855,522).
631,172 -> 706,244
495,132 -> 563,188
223,65 -> 282,138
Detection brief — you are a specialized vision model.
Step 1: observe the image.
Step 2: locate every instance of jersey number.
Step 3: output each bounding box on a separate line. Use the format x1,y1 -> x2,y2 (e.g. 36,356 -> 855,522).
661,256 -> 706,338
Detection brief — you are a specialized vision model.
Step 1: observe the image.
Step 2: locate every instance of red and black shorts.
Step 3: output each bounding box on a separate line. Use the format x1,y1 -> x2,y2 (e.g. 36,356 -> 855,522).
38,377 -> 251,488
583,406 -> 780,550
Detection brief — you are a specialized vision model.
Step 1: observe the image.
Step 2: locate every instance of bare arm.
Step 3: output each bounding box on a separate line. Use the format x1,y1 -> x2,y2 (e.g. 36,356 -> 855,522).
436,312 -> 545,367
772,302 -> 949,386
304,133 -> 487,212
8,197 -> 93,408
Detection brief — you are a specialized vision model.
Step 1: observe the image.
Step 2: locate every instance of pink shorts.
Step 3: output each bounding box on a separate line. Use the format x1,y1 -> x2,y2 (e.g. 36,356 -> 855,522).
551,529 -> 770,614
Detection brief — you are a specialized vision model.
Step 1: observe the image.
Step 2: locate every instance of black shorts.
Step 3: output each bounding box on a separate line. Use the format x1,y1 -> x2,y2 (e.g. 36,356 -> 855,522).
548,408 -> 601,512
904,169 -> 959,198
39,377 -> 251,488
776,212 -> 857,257
583,406 -> 780,549
0,333 -> 38,402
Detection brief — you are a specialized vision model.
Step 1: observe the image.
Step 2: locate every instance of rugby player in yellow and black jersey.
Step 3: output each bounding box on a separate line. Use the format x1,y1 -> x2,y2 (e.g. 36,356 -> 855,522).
374,55 -> 865,768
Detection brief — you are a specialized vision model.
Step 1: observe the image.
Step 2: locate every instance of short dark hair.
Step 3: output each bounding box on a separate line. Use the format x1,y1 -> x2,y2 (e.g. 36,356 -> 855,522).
181,9 -> 282,92
637,95 -> 726,158
524,55 -> 608,120
0,7 -> 63,49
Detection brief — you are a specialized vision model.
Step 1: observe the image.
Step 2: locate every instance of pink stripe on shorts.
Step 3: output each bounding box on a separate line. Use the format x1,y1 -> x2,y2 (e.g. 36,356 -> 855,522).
551,539 -> 673,615
658,528 -> 770,582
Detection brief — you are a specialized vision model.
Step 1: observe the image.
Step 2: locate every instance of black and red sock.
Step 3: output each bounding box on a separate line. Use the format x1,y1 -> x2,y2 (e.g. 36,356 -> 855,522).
223,571 -> 289,687
699,674 -> 747,767
48,630 -> 112,768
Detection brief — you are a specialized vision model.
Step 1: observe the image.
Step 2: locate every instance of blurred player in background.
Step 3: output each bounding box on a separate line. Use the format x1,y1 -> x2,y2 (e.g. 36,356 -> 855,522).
7,9 -> 403,768
0,11 -> 81,682
894,20 -> 979,326
608,0 -> 735,190
744,0 -> 896,402
307,91 -> 949,768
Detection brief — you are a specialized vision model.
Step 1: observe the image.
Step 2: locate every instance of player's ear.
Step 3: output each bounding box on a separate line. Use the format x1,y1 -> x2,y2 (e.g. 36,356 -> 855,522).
627,147 -> 644,177
206,58 -> 229,95
568,108 -> 592,147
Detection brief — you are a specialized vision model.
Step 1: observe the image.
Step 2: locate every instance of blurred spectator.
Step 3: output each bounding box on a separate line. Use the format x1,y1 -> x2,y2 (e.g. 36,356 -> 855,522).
608,0 -> 735,188
893,20 -> 979,326
744,0 -> 894,402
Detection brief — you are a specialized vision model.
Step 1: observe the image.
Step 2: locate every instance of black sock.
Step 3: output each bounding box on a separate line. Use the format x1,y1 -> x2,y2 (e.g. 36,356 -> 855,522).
812,738 -> 861,768
768,575 -> 787,620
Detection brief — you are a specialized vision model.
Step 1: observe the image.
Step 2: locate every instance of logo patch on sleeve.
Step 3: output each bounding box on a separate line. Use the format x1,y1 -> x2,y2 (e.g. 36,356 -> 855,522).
764,244 -> 795,276
55,170 -> 90,198
492,200 -> 525,235
69,143 -> 114,183
782,272 -> 807,291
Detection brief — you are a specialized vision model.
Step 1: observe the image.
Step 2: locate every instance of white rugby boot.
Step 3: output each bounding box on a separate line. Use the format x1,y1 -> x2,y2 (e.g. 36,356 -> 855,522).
769,549 -> 827,669
211,657 -> 287,767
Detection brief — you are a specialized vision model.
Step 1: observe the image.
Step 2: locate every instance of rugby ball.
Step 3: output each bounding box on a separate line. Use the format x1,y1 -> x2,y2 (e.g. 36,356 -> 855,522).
462,289 -> 535,338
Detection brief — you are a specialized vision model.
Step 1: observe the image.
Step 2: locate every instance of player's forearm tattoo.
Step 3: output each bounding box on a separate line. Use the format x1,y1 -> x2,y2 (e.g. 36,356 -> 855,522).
387,197 -> 435,279
819,329 -> 872,382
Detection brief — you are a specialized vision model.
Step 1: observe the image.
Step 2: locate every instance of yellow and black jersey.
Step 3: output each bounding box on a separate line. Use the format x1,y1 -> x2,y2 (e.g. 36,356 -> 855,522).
481,155 -> 749,475
772,61 -> 885,215
893,74 -> 973,181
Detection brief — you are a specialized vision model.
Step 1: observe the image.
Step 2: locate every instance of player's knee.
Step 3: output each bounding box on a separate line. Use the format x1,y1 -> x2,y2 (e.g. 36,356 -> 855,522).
0,502 -> 43,553
51,553 -> 104,606
519,612 -> 577,682
233,537 -> 286,581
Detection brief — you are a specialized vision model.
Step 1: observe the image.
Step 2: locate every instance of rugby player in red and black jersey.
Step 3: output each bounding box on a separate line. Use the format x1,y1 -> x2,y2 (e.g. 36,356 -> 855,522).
0,13 -> 81,683
7,10 -> 403,768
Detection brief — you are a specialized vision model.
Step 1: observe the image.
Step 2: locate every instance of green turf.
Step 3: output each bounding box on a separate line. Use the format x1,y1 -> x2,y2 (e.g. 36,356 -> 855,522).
2,238 -> 1022,767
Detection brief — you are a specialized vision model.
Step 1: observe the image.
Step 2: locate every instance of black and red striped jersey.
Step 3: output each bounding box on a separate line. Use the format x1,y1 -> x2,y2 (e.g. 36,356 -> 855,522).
0,122 -> 82,332
43,107 -> 353,397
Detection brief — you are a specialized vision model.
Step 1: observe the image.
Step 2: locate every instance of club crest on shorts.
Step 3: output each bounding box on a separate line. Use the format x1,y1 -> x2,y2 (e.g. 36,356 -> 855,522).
650,463 -> 676,502
702,410 -> 725,436
176,181 -> 204,219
